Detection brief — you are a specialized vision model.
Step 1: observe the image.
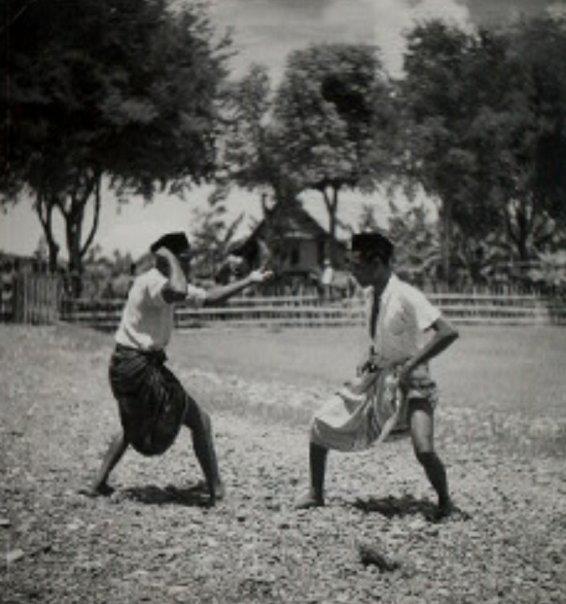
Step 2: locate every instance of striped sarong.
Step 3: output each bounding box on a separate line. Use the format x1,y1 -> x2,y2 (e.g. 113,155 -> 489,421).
109,345 -> 188,456
310,364 -> 438,452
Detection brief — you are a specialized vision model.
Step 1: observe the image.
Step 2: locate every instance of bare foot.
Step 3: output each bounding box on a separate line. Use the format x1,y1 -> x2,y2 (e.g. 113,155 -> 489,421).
427,501 -> 470,523
80,482 -> 115,498
294,490 -> 324,510
214,482 -> 226,501
206,482 -> 226,507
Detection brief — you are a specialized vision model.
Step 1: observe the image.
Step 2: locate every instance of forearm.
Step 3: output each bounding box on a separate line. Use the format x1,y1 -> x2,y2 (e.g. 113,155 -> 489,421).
405,329 -> 458,371
159,250 -> 186,294
204,275 -> 253,306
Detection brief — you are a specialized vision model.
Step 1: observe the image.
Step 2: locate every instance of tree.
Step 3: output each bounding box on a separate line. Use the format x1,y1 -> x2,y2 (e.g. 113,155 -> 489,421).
272,44 -> 397,261
493,17 -> 566,261
400,18 -> 566,284
190,187 -> 244,279
1,0 -> 231,294
220,64 -> 300,211
400,21 -> 485,284
387,202 -> 441,288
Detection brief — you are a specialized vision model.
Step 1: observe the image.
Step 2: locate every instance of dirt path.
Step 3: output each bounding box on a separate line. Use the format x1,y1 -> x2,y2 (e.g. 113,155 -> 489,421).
1,325 -> 565,603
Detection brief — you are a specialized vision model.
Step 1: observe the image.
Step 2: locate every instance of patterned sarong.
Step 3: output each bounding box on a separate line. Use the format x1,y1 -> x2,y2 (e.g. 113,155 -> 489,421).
310,364 -> 438,452
109,345 -> 188,456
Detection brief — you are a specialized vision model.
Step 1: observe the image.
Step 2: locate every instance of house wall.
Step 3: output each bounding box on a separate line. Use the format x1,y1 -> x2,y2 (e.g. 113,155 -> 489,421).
279,239 -> 347,273
282,239 -> 319,272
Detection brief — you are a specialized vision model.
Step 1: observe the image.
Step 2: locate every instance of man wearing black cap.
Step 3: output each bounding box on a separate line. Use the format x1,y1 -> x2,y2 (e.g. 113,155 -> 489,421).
296,231 -> 460,521
87,231 -> 272,505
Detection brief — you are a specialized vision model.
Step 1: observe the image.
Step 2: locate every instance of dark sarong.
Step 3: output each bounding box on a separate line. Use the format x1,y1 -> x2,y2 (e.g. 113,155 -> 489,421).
109,345 -> 189,456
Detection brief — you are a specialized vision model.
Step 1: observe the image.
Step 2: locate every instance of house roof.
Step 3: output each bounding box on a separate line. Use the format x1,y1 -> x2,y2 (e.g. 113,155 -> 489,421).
244,201 -> 341,243
227,201 -> 347,267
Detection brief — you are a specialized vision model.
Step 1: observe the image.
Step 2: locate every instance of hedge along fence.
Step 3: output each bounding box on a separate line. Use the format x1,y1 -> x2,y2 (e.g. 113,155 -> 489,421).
58,292 -> 566,330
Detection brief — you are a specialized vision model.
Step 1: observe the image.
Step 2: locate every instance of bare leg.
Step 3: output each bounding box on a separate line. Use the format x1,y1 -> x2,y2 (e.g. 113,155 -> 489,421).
89,431 -> 128,495
294,441 -> 327,509
409,400 -> 452,518
184,406 -> 223,505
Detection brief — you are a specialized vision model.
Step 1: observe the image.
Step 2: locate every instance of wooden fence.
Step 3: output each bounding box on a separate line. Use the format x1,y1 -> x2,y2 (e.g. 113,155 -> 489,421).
58,292 -> 566,330
9,273 -> 62,324
3,273 -> 565,328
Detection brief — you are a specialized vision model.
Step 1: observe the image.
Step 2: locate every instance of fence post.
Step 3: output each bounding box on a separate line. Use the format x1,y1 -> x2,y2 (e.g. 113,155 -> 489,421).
534,298 -> 549,325
1,264 -> 15,321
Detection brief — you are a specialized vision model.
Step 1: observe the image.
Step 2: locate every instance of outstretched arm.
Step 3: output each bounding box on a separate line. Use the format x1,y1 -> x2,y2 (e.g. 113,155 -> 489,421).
203,269 -> 273,306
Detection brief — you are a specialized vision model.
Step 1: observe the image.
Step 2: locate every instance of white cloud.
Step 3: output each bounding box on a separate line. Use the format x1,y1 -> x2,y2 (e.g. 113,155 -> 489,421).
205,0 -> 473,80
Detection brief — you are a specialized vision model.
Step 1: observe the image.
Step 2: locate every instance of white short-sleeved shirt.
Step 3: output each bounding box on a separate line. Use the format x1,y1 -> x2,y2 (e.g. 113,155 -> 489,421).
364,274 -> 441,367
115,268 -> 207,351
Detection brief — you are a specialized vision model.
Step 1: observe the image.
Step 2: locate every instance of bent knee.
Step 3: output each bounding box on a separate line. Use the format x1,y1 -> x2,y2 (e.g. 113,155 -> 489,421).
199,409 -> 212,431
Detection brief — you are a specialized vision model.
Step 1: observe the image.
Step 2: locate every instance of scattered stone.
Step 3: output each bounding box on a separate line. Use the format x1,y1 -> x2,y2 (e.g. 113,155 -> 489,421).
357,540 -> 401,572
167,585 -> 190,597
6,549 -> 25,564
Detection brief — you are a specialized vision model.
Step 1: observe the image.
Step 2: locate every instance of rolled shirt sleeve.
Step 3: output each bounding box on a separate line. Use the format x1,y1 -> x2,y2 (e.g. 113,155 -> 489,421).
144,269 -> 169,306
404,287 -> 441,331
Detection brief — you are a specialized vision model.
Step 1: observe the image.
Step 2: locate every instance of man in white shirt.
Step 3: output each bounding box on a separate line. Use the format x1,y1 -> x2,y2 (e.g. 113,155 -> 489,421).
88,231 -> 271,505
296,232 -> 459,521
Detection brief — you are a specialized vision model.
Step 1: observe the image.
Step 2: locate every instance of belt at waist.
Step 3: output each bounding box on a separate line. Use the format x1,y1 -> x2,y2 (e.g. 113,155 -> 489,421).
114,343 -> 167,363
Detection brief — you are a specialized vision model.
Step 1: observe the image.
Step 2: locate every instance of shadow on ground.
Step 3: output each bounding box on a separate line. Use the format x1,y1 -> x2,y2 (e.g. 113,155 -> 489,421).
121,483 -> 210,507
353,494 -> 437,518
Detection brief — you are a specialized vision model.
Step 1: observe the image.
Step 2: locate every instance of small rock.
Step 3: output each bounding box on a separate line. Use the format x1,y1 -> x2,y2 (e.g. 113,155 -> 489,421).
159,545 -> 185,561
357,540 -> 400,572
7,549 -> 25,564
167,585 -> 190,597
124,570 -> 149,581
0,517 -> 10,528
408,517 -> 427,531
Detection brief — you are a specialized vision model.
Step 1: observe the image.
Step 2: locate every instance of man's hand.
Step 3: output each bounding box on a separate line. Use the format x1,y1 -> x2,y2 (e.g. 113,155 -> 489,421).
397,361 -> 414,392
248,269 -> 273,284
356,347 -> 378,376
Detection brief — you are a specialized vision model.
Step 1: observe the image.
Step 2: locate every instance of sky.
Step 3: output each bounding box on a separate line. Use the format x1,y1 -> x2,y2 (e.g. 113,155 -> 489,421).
1,0 -> 562,260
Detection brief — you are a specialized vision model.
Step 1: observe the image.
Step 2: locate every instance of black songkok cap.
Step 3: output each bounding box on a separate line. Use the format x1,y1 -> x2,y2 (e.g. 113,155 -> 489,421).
351,231 -> 394,263
150,231 -> 191,256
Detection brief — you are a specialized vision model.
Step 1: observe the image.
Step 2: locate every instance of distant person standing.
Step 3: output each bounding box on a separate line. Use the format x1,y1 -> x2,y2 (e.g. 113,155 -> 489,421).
87,231 -> 272,505
295,232 -> 460,521
321,258 -> 334,300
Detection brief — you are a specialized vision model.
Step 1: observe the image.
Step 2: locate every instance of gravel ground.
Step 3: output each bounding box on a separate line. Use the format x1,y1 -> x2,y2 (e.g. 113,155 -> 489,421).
1,324 -> 565,603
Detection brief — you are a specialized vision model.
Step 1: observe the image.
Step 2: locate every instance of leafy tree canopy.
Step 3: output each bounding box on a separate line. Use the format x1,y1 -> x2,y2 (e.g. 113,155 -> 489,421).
1,0 -> 231,290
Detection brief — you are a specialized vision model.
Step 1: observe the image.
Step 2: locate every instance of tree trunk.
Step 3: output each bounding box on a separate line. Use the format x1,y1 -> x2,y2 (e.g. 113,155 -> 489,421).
62,172 -> 102,298
34,193 -> 60,273
66,208 -> 84,298
322,185 -> 340,264
439,198 -> 453,286
516,205 -> 530,261
47,241 -> 59,273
